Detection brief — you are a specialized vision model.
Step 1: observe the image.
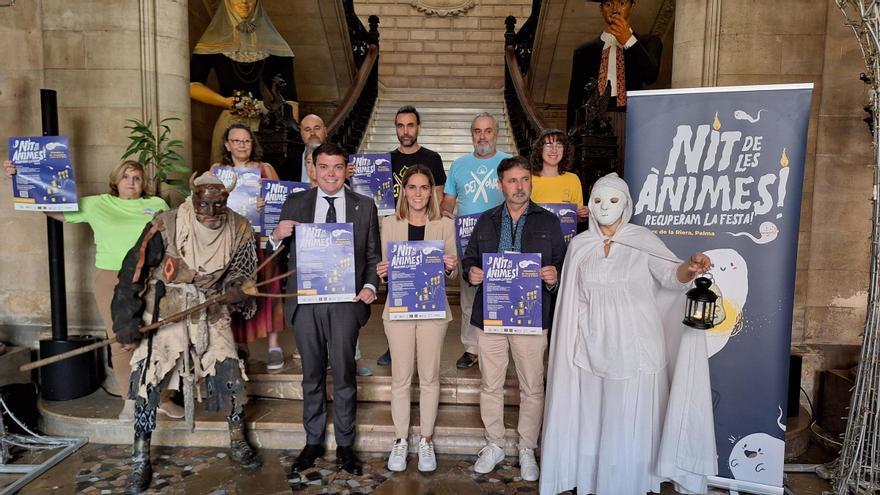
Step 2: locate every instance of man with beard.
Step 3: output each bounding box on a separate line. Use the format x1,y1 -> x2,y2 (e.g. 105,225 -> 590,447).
298,114 -> 327,182
440,112 -> 511,369
375,105 -> 447,366
113,174 -> 261,494
461,155 -> 566,480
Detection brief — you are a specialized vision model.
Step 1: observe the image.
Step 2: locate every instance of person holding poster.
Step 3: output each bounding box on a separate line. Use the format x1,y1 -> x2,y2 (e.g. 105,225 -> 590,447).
441,112 -> 511,370
268,142 -> 381,477
212,124 -> 287,371
540,173 -> 716,495
528,128 -> 588,222
461,156 -> 566,481
374,165 -> 458,473
3,159 -> 182,422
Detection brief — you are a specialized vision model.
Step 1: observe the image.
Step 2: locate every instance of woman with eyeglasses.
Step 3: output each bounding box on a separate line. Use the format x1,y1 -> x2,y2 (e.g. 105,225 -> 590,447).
376,165 -> 459,473
528,128 -> 589,221
214,123 -> 286,370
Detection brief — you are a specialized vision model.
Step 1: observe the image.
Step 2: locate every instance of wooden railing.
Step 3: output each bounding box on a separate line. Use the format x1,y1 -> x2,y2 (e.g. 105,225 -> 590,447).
327,44 -> 379,154
327,3 -> 380,154
504,46 -> 546,156
503,3 -> 545,156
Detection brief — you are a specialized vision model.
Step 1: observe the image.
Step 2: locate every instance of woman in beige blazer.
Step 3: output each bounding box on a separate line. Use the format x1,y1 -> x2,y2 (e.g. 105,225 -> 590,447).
376,165 -> 459,473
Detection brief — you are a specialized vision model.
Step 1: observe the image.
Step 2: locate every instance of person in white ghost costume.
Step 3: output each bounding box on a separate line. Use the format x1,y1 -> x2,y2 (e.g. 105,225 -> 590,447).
539,173 -> 717,495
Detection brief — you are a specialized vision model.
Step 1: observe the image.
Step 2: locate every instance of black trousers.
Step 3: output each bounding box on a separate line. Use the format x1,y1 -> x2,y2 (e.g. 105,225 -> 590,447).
292,302 -> 360,446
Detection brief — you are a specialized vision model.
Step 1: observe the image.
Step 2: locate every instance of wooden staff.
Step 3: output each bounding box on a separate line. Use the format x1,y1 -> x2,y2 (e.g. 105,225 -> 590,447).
20,245 -> 289,373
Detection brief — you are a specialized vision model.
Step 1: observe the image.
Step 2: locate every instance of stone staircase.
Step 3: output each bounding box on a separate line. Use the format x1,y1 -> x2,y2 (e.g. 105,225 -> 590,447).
39,307 -> 529,456
358,87 -> 517,170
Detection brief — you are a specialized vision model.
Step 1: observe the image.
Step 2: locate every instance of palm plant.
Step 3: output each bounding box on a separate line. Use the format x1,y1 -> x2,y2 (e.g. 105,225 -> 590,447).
122,117 -> 190,196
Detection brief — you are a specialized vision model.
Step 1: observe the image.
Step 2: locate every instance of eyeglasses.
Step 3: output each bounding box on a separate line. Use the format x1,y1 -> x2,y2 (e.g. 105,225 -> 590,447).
542,143 -> 564,150
228,139 -> 252,146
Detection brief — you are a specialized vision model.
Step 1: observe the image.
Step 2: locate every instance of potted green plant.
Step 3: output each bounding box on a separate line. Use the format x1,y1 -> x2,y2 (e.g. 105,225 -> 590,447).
122,117 -> 190,198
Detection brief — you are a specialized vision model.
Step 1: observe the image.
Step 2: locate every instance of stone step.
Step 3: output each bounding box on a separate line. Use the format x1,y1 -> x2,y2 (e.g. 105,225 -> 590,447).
373,107 -> 504,120
379,88 -> 505,103
362,144 -> 511,155
367,134 -> 513,145
245,361 -> 521,405
367,128 -> 511,138
38,390 -> 525,455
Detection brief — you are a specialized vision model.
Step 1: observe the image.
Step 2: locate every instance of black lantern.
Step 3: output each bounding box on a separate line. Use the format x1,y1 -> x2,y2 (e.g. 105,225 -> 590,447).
683,276 -> 718,329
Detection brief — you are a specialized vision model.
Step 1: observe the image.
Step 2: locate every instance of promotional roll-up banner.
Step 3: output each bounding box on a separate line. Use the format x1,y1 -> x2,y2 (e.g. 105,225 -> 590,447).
624,84 -> 813,495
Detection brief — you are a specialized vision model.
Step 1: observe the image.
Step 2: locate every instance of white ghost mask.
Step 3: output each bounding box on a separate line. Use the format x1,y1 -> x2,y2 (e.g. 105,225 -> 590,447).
589,185 -> 627,226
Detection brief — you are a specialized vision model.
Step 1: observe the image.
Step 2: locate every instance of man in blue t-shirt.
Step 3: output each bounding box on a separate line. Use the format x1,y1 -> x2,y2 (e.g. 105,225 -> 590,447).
441,112 -> 511,369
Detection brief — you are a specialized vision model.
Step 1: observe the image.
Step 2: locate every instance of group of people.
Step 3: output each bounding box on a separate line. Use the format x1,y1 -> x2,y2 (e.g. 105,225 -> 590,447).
6,104 -> 717,495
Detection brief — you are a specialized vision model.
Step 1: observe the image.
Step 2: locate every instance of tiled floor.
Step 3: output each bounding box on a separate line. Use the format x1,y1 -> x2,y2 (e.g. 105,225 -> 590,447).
3,441 -> 833,494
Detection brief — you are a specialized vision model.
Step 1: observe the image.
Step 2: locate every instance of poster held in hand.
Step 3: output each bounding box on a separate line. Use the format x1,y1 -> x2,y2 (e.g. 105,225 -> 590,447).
261,180 -> 310,247
482,252 -> 542,335
295,223 -> 357,303
388,240 -> 446,320
349,153 -> 395,216
540,203 -> 577,244
455,212 -> 482,257
212,165 -> 262,233
9,136 -> 78,211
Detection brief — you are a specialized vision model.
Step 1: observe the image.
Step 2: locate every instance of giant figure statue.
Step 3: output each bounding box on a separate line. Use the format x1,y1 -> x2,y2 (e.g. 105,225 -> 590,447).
190,0 -> 299,164
112,175 -> 261,494
566,0 -> 662,164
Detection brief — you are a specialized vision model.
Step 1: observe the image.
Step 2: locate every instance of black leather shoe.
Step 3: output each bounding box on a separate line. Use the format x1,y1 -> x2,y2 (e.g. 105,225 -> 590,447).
292,444 -> 325,472
456,352 -> 479,369
336,445 -> 364,476
377,349 -> 392,366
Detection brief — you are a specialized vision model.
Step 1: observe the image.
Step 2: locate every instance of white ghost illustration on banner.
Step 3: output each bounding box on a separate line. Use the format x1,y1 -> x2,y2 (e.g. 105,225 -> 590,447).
728,406 -> 787,486
704,248 -> 749,357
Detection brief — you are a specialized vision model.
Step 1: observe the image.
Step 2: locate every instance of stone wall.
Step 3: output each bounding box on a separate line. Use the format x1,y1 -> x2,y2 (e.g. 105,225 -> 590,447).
0,0 -> 191,344
353,0 -> 532,89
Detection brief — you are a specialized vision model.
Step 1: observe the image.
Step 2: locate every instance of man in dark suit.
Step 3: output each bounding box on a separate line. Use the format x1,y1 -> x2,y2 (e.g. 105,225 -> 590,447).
566,0 -> 662,131
268,142 -> 381,476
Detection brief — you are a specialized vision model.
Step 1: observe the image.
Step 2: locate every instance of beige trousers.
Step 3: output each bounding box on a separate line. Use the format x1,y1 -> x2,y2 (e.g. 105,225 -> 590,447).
384,318 -> 448,439
477,330 -> 547,449
459,277 -> 480,355
94,269 -> 132,396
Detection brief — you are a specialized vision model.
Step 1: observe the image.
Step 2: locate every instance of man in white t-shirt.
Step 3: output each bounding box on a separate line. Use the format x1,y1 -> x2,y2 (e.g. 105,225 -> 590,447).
441,112 -> 511,369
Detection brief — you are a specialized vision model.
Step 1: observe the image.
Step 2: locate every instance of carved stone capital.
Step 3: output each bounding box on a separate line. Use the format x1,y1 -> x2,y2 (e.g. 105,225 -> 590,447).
409,0 -> 476,17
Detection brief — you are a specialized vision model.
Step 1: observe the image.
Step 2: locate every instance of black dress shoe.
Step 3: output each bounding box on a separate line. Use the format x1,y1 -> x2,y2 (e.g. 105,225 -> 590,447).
456,351 -> 479,369
292,444 -> 325,472
377,349 -> 392,366
336,445 -> 364,476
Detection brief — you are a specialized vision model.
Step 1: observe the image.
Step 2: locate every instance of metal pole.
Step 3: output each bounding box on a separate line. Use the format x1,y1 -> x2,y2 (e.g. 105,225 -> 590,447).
40,89 -> 67,341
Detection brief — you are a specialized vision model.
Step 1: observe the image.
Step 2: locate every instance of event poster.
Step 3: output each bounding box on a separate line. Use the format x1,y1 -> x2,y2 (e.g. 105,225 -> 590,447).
9,136 -> 78,211
625,84 -> 813,491
482,252 -> 542,335
350,153 -> 395,216
387,240 -> 446,320
295,223 -> 356,304
455,212 -> 482,257
212,165 -> 261,233
261,180 -> 310,247
540,203 -> 577,244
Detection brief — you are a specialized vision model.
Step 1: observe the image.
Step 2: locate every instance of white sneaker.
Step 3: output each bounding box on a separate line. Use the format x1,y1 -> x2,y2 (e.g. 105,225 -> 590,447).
158,400 -> 185,419
519,447 -> 539,481
118,399 -> 135,420
387,438 -> 408,472
474,443 -> 505,474
417,437 -> 437,472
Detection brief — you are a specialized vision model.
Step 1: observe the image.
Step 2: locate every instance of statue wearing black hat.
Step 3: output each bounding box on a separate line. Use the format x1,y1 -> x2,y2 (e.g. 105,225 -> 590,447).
566,0 -> 663,164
